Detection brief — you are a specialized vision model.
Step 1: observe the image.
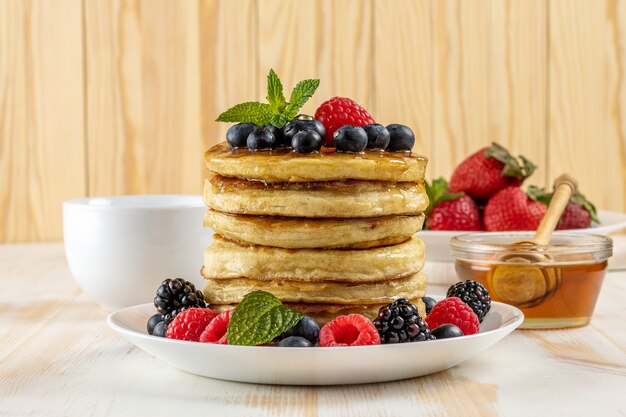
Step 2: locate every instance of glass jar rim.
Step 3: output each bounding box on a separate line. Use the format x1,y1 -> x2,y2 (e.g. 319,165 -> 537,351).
451,232 -> 613,260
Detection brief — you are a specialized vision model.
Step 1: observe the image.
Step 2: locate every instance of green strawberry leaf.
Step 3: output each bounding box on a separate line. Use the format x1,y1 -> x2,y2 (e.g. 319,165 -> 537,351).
526,185 -> 552,205
285,79 -> 320,116
216,102 -> 274,125
226,291 -> 304,346
267,69 -> 287,114
484,142 -> 536,181
520,155 -> 537,178
425,177 -> 464,218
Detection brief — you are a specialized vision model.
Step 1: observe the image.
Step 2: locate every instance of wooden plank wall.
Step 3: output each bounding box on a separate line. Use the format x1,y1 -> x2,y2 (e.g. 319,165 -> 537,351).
0,0 -> 625,242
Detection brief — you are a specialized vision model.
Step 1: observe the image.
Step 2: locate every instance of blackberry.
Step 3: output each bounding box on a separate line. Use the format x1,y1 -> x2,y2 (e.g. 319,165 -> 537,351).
373,299 -> 435,344
154,278 -> 207,324
446,280 -> 491,322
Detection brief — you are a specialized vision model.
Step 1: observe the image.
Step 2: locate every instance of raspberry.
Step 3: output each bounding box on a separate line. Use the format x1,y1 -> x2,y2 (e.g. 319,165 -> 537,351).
199,310 -> 232,344
425,297 -> 480,336
165,308 -> 219,341
314,97 -> 375,146
319,314 -> 381,347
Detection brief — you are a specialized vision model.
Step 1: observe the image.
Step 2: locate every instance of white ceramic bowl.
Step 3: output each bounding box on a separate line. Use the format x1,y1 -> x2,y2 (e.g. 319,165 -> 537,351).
107,299 -> 524,385
64,195 -> 212,311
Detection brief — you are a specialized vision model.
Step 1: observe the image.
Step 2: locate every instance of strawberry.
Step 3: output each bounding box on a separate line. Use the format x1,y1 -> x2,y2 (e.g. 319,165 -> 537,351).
526,185 -> 599,230
483,186 -> 547,231
449,142 -> 536,201
314,97 -> 375,146
425,178 -> 482,231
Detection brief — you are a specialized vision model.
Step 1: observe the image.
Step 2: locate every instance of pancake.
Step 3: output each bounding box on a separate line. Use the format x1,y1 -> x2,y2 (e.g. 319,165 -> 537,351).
205,142 -> 428,183
204,175 -> 428,218
212,299 -> 427,326
202,235 -> 425,283
204,209 -> 425,249
203,272 -> 427,305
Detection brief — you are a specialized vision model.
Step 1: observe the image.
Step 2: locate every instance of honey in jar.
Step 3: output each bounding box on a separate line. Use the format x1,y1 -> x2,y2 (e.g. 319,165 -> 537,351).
450,232 -> 612,329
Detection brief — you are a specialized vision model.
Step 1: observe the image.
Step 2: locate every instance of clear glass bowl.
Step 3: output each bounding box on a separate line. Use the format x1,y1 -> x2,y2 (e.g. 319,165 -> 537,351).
450,232 -> 613,329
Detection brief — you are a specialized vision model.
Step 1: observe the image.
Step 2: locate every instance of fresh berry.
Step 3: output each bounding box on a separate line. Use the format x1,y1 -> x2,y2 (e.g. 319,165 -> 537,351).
319,314 -> 381,347
386,124 -> 415,151
165,307 -> 219,342
154,278 -> 207,324
334,125 -> 368,153
421,296 -> 437,315
147,313 -> 163,335
449,142 -> 536,201
425,178 -> 482,231
226,123 -> 257,149
279,336 -> 313,347
292,130 -> 323,154
314,97 -> 375,146
526,185 -> 598,230
264,123 -> 284,147
425,297 -> 480,336
363,124 -> 390,150
431,324 -> 464,339
247,126 -> 276,150
447,280 -> 491,322
199,310 -> 232,344
373,299 -> 434,344
483,186 -> 547,231
153,321 -> 168,337
557,203 -> 592,229
282,117 -> 326,145
280,316 -> 320,344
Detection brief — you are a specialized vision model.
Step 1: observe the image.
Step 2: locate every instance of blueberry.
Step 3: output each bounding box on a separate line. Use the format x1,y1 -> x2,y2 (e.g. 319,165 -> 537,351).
153,321 -> 168,337
279,336 -> 313,347
280,316 -> 320,344
334,125 -> 368,152
147,313 -> 163,335
247,126 -> 277,151
283,119 -> 326,143
264,123 -> 286,147
421,296 -> 437,315
292,130 -> 322,154
226,123 -> 257,149
431,324 -> 464,339
386,124 -> 415,151
362,124 -> 390,150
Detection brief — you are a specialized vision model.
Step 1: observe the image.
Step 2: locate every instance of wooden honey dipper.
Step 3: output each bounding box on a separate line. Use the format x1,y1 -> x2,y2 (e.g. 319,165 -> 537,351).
488,174 -> 578,307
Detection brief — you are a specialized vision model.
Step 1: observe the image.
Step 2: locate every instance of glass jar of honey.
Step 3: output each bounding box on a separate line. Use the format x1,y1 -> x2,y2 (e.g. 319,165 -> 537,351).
450,233 -> 613,329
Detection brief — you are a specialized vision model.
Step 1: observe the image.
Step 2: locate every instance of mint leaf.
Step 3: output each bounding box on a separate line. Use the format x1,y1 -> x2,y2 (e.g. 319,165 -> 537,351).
226,291 -> 304,346
216,102 -> 273,125
267,69 -> 287,114
270,113 -> 290,129
285,79 -> 320,116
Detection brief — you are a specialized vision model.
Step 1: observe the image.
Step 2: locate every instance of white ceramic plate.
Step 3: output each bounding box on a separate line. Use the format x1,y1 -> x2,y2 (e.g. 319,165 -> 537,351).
107,300 -> 523,385
421,210 -> 626,262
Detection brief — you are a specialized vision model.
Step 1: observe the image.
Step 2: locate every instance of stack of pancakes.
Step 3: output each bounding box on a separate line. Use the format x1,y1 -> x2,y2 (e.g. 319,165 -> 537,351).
201,142 -> 430,323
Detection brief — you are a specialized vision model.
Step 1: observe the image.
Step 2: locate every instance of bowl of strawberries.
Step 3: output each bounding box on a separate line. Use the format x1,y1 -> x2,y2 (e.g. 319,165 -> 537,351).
422,143 -> 626,262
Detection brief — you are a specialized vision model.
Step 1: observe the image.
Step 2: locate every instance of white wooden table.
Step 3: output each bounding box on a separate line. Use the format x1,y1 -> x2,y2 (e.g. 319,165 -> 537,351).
1,240 -> 625,417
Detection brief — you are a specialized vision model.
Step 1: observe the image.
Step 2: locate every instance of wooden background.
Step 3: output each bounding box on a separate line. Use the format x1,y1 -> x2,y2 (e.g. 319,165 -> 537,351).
1,0 -> 625,242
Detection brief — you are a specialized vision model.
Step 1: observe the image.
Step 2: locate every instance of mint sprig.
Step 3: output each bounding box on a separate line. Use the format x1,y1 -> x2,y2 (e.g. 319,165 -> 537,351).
266,69 -> 287,114
216,69 -> 320,129
226,291 -> 304,346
